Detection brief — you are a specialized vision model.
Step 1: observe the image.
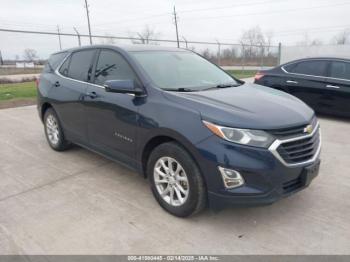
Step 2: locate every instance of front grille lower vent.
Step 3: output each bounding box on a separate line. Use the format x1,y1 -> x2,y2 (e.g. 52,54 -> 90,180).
283,176 -> 303,194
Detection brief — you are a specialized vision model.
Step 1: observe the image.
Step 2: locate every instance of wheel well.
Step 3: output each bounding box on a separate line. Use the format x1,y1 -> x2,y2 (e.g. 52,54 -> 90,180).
41,102 -> 52,121
141,136 -> 176,177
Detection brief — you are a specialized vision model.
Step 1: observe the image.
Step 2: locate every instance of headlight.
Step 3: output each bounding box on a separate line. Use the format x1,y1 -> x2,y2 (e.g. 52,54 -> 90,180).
203,120 -> 275,148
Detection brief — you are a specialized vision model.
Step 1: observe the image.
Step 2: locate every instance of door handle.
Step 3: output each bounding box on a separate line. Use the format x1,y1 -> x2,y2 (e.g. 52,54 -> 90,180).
286,80 -> 298,84
326,84 -> 340,89
86,91 -> 98,99
54,81 -> 60,87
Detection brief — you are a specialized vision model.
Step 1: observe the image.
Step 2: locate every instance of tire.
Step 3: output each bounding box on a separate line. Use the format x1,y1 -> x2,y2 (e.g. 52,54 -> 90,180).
147,142 -> 207,217
43,108 -> 71,151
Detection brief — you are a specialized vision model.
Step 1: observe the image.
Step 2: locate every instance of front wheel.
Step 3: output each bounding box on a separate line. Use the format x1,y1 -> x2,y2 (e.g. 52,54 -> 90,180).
147,142 -> 207,217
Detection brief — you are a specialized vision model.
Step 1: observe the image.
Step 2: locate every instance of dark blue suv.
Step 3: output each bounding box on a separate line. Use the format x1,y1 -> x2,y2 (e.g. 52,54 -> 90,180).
37,45 -> 321,217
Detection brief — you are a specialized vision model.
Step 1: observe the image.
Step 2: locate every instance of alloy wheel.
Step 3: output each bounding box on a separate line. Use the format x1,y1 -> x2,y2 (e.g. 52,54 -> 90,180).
46,114 -> 60,145
153,157 -> 190,207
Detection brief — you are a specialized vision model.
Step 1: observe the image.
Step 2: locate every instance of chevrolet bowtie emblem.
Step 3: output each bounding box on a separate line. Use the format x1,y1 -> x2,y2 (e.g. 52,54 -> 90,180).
304,125 -> 313,134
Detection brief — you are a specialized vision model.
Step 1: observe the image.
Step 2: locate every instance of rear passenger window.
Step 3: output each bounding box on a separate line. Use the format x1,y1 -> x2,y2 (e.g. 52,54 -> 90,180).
67,49 -> 96,81
59,56 -> 70,76
43,52 -> 67,73
94,50 -> 137,86
330,61 -> 350,80
287,61 -> 328,77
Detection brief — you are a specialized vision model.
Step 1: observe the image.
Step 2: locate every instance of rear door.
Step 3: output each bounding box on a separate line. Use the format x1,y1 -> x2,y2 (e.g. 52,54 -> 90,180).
325,60 -> 350,116
53,49 -> 97,143
282,60 -> 328,110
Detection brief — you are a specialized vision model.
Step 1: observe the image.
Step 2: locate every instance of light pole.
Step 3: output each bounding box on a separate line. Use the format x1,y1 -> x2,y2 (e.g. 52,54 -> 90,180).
84,0 -> 93,45
173,6 -> 180,48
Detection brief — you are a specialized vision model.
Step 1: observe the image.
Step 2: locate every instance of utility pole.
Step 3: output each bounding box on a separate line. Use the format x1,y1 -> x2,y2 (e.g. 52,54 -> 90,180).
182,36 -> 188,49
173,6 -> 180,48
73,27 -> 82,46
84,0 -> 93,45
57,25 -> 62,50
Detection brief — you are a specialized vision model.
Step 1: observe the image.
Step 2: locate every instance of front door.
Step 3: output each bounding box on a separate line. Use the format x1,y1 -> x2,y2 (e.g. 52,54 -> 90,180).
84,49 -> 142,164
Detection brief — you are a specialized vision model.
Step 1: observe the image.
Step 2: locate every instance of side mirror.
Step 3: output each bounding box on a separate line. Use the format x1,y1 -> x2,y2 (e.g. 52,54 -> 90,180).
103,80 -> 144,96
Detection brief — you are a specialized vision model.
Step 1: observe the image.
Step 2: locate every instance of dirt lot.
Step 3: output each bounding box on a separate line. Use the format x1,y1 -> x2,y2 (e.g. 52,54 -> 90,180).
0,106 -> 349,254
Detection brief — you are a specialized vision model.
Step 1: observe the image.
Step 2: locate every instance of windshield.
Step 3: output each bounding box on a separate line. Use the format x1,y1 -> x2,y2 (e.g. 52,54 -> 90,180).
131,51 -> 238,91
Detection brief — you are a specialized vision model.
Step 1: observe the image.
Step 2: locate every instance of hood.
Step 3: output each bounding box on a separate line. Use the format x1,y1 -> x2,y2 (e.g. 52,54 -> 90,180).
163,83 -> 314,130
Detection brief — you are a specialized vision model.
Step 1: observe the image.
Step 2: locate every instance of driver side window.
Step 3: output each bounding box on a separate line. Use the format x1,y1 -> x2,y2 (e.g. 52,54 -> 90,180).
94,50 -> 136,86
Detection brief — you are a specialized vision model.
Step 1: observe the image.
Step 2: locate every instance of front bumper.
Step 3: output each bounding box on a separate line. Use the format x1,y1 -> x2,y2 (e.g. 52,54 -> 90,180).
194,134 -> 321,209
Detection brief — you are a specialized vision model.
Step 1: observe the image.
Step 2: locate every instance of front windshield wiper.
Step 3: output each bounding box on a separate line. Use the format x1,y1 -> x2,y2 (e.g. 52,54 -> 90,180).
202,83 -> 240,91
163,87 -> 195,92
216,83 -> 240,88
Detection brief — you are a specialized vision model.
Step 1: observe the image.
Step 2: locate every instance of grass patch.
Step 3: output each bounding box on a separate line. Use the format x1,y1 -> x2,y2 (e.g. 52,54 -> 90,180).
226,70 -> 257,79
0,81 -> 37,101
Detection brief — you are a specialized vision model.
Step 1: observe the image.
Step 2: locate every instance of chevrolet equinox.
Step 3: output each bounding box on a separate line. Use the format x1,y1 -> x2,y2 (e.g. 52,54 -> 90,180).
37,45 -> 321,217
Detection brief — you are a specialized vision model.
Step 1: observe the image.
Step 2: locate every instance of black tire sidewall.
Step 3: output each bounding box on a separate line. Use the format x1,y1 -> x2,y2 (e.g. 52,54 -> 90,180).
147,142 -> 206,217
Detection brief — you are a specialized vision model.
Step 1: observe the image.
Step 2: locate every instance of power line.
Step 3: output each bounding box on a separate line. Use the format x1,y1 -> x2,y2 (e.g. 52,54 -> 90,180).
178,2 -> 350,21
90,0 -> 278,27
178,0 -> 279,13
94,13 -> 171,27
90,0 -> 346,29
91,0 -> 277,26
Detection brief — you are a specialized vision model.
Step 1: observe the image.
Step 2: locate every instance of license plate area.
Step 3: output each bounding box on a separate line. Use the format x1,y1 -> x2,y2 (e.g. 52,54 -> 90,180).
302,160 -> 320,186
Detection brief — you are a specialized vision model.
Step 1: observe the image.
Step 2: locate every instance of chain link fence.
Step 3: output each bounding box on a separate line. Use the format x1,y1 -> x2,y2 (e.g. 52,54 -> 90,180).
0,28 -> 281,72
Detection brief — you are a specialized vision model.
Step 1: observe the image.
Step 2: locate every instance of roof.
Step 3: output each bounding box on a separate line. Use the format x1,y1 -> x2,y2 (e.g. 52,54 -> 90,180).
54,44 -> 187,55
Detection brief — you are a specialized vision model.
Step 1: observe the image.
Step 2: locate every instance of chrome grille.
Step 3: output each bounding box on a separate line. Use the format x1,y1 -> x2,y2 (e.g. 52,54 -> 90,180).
277,131 -> 320,164
268,121 -> 321,167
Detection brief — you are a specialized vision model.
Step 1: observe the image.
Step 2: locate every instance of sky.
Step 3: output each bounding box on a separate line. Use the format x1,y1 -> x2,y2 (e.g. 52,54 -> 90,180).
0,0 -> 349,59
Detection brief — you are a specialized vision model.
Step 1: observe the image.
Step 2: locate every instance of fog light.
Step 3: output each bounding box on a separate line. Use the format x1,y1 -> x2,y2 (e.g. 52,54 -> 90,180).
218,167 -> 245,189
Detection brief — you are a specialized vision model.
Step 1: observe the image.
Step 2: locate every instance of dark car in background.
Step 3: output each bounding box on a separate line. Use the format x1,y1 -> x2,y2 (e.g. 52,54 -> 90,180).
37,45 -> 321,217
254,57 -> 350,117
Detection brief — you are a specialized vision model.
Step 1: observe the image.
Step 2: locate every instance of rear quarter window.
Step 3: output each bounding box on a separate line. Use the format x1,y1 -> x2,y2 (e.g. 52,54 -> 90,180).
43,52 -> 67,73
329,61 -> 350,80
59,55 -> 71,77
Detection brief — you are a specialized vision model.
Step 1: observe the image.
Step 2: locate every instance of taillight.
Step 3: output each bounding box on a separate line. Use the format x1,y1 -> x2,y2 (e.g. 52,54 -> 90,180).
254,72 -> 265,81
